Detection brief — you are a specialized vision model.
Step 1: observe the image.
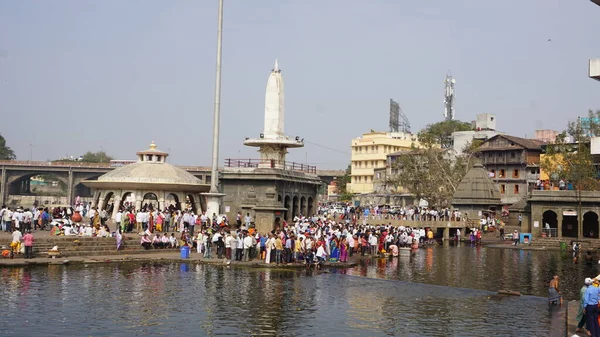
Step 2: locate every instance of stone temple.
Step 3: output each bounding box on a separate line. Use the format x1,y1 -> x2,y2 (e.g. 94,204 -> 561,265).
451,162 -> 502,219
220,60 -> 321,234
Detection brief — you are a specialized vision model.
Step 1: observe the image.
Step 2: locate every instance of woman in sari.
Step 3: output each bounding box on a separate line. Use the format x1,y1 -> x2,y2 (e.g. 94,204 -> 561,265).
148,211 -> 155,233
330,237 -> 339,262
339,237 -> 348,262
92,212 -> 101,230
116,228 -> 123,251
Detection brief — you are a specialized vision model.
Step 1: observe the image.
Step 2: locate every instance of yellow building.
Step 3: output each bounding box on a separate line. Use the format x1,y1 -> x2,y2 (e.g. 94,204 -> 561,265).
348,131 -> 418,194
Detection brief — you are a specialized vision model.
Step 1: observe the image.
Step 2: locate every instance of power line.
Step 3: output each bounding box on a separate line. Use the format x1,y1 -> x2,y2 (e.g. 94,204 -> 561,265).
303,140 -> 351,155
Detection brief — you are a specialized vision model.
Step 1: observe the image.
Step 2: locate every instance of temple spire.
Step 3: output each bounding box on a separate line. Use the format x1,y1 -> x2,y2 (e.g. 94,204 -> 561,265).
274,58 -> 279,72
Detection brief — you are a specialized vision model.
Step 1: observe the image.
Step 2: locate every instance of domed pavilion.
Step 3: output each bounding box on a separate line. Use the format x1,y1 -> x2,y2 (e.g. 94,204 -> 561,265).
83,142 -> 209,219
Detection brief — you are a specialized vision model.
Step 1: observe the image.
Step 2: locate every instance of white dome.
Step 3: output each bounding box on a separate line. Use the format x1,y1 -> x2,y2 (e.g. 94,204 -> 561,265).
98,161 -> 202,186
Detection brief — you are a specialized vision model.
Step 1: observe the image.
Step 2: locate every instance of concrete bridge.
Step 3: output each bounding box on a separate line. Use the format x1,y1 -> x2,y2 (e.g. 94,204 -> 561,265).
0,160 -> 343,208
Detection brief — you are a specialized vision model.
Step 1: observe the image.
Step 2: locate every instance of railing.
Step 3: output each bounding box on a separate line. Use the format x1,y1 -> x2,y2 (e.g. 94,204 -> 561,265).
224,159 -> 317,174
0,160 -> 112,168
542,228 -> 558,238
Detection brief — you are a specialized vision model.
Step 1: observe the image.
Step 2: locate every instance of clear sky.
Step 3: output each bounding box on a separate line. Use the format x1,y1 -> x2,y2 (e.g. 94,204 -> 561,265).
0,0 -> 599,169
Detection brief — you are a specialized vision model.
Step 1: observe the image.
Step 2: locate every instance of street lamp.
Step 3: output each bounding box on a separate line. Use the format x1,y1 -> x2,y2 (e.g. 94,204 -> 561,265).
203,0 -> 226,216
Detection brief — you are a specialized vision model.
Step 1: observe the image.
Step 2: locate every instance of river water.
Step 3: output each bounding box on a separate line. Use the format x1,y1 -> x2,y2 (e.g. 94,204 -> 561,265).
1,245 -> 586,337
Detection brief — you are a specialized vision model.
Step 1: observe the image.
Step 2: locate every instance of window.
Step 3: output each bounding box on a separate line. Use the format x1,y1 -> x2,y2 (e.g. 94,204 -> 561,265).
490,169 -> 496,178
514,185 -> 520,194
511,152 -> 516,158
500,184 -> 506,194
488,153 -> 492,158
205,175 -> 211,184
376,172 -> 381,179
513,169 -> 519,178
499,169 -> 505,178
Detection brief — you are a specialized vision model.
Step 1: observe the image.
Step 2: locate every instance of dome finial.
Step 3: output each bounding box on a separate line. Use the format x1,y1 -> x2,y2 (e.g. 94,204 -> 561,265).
150,141 -> 157,150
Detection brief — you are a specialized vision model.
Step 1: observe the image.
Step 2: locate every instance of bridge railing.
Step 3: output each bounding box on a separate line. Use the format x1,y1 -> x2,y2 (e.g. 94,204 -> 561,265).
224,158 -> 317,174
0,160 -> 112,168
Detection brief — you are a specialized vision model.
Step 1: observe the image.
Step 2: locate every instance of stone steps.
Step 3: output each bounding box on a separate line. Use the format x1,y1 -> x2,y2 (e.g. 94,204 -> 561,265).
0,235 -> 183,257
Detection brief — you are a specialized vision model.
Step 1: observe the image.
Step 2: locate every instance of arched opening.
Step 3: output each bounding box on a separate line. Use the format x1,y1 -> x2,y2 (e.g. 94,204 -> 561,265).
9,173 -> 67,197
102,192 -> 115,212
583,212 -> 599,238
74,175 -> 102,198
284,196 -> 291,222
186,194 -> 198,214
542,210 -> 558,237
292,196 -> 299,220
142,192 -> 158,210
300,196 -> 306,216
166,193 -> 181,211
278,194 -> 282,203
562,210 -> 578,238
120,192 -> 135,210
307,197 -> 314,216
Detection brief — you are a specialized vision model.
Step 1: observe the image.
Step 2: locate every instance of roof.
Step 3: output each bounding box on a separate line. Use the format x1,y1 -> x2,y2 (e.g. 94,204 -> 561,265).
452,163 -> 502,206
477,134 -> 545,152
95,161 -> 203,186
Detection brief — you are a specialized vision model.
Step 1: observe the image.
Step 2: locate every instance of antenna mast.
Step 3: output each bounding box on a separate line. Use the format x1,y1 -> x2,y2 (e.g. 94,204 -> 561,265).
444,73 -> 456,121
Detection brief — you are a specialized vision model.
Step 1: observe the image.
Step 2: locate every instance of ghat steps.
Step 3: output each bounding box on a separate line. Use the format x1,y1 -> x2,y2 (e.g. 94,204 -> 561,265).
1,235 -> 181,257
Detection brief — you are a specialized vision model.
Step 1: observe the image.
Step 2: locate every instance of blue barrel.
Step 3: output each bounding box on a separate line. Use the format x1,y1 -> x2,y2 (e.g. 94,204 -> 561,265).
180,246 -> 190,259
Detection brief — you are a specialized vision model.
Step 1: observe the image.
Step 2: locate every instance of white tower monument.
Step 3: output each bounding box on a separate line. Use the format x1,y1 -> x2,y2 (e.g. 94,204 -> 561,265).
244,60 -> 304,167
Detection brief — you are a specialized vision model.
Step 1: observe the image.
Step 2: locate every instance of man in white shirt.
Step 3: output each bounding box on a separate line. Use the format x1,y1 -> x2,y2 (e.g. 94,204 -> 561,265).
115,210 -> 122,231
243,232 -> 254,261
135,211 -> 144,233
12,209 -> 24,230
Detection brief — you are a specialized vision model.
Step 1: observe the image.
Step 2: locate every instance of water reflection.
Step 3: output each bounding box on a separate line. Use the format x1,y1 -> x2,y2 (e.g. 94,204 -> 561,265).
0,246 -> 582,336
347,245 -> 597,300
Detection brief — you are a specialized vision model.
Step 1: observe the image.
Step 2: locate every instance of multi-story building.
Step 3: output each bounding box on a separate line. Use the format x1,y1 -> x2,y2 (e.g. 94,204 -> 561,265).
475,134 -> 545,205
452,113 -> 499,155
534,130 -> 559,143
347,131 -> 417,194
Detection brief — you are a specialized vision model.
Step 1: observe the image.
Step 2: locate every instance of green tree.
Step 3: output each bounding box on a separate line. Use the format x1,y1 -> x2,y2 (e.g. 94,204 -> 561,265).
388,140 -> 482,207
418,120 -> 473,148
335,164 -> 353,201
81,151 -> 113,163
0,133 -> 16,160
54,151 -> 114,163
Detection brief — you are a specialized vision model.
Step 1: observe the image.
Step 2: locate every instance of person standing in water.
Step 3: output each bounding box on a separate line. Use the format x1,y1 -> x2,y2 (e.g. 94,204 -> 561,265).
548,275 -> 563,305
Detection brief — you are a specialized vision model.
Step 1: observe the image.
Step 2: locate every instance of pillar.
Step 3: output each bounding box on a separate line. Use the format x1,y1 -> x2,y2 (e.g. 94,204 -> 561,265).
578,210 -> 583,240
0,166 -> 6,206
111,196 -> 122,220
90,190 -> 99,208
97,192 -> 106,210
135,193 -> 142,211
443,227 -> 450,241
557,211 -> 563,238
66,170 -> 74,205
